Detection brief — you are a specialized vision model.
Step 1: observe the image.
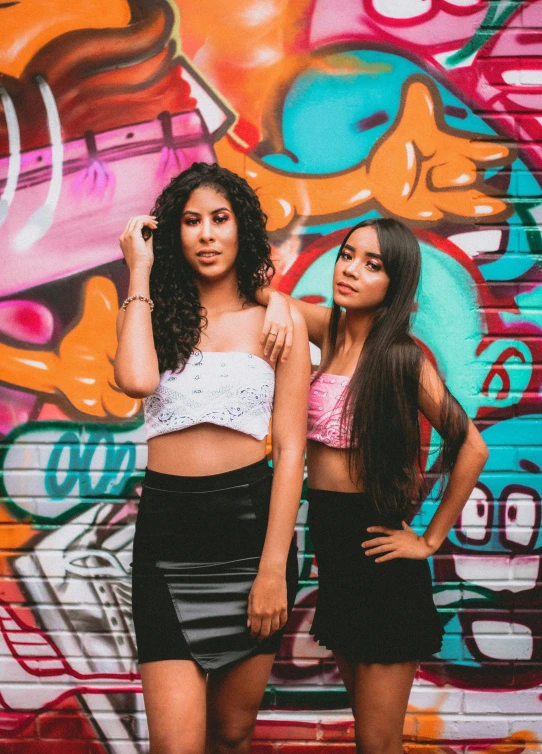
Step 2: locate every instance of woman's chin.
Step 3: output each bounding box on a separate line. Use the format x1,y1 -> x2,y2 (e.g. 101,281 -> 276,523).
195,265 -> 236,283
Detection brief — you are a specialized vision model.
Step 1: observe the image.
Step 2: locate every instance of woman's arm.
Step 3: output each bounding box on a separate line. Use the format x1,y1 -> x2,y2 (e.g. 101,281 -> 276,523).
114,215 -> 161,398
247,308 -> 311,640
417,359 -> 489,551
256,286 -> 330,352
363,358 -> 489,562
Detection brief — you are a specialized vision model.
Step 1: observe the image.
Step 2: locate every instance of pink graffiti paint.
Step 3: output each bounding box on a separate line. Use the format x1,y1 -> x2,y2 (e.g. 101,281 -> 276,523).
452,0 -> 542,168
309,0 -> 490,54
0,111 -> 215,298
0,386 -> 36,437
0,300 -> 54,344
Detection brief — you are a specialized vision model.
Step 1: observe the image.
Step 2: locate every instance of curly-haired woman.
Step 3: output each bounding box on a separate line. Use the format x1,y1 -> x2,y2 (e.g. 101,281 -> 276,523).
114,162 -> 310,754
258,218 -> 488,753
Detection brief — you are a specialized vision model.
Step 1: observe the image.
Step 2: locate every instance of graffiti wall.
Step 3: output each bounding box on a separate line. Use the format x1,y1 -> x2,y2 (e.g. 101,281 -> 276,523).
0,0 -> 541,750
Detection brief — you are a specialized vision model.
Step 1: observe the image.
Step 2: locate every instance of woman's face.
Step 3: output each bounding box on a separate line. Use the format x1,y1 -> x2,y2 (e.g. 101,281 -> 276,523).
333,226 -> 390,311
180,185 -> 239,282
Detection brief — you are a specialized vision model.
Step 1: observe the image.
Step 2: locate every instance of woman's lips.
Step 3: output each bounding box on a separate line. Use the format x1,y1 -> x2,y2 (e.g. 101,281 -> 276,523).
196,250 -> 220,263
336,281 -> 356,294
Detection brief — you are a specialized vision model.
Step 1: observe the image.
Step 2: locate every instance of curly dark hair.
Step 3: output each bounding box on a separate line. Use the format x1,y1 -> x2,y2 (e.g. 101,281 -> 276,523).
149,162 -> 274,373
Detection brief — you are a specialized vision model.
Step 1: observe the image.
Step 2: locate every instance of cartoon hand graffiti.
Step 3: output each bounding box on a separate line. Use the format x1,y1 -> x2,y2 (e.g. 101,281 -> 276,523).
0,276 -> 140,419
365,76 -> 512,222
215,75 -> 512,230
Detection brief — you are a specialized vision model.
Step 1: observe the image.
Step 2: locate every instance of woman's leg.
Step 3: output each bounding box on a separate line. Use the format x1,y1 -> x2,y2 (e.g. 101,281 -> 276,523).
206,652 -> 276,754
140,659 -> 207,754
332,650 -> 356,707
349,660 -> 418,754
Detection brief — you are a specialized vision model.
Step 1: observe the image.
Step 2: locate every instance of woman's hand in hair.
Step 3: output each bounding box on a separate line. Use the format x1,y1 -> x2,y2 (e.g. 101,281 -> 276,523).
119,215 -> 157,272
362,522 -> 435,562
259,290 -> 295,363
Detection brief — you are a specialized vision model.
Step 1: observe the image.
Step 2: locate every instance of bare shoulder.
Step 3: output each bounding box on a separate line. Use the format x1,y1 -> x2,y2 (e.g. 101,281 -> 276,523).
244,302 -> 267,323
236,302 -> 268,333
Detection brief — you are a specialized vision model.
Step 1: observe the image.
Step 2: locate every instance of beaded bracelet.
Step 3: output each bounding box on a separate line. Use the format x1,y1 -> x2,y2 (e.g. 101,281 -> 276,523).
122,294 -> 154,312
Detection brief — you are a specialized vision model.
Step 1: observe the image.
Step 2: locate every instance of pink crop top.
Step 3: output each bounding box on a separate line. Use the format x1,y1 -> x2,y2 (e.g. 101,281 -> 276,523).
307,372 -> 351,449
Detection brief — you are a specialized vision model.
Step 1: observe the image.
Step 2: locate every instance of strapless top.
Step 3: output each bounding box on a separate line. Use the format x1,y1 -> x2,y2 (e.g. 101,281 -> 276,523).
144,351 -> 275,441
307,372 -> 351,449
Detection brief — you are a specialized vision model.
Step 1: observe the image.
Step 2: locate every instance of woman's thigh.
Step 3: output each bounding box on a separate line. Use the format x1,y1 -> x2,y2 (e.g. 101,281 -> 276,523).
206,653 -> 276,744
140,659 -> 207,754
352,660 -> 417,750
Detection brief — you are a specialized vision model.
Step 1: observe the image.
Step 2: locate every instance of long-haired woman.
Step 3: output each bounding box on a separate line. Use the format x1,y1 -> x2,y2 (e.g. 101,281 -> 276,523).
259,218 -> 488,753
114,162 -> 310,754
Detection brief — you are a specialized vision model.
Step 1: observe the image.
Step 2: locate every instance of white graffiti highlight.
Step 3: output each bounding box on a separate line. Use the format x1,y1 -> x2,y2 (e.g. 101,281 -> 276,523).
14,77 -> 63,252
0,88 -> 20,227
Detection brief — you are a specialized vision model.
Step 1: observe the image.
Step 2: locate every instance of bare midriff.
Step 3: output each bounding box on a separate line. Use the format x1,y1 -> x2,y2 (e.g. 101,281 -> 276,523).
147,423 -> 268,476
306,439 -> 364,493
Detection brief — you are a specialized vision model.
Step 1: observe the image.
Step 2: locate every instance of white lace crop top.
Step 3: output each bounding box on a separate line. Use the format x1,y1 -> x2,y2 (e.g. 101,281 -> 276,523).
144,351 -> 275,441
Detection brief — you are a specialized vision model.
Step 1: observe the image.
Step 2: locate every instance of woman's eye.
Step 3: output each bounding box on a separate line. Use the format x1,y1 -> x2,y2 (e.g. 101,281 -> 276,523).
184,217 -> 199,226
367,262 -> 381,271
214,214 -> 229,224
339,252 -> 352,260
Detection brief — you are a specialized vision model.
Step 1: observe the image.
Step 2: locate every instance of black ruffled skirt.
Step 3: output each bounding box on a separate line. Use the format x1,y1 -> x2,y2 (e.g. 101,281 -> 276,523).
132,459 -> 298,672
307,488 -> 443,664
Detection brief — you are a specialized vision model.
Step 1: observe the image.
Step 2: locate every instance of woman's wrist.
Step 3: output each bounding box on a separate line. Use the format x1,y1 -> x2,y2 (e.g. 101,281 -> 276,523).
128,262 -> 152,277
127,266 -> 152,296
421,531 -> 441,555
257,560 -> 287,578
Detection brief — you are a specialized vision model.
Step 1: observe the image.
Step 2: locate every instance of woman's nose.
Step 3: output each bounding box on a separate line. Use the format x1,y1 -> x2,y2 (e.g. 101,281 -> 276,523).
344,260 -> 359,278
200,217 -> 214,241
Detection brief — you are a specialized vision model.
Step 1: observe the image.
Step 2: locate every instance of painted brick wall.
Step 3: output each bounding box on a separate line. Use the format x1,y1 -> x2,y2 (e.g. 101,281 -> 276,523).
1,1 -> 541,752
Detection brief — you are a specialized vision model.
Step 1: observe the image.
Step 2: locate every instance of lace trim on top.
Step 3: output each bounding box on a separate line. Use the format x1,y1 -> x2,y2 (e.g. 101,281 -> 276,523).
144,351 -> 275,441
307,372 -> 351,449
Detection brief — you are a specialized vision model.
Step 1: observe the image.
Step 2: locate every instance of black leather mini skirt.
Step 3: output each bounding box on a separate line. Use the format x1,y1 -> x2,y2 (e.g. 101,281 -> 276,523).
131,459 -> 299,672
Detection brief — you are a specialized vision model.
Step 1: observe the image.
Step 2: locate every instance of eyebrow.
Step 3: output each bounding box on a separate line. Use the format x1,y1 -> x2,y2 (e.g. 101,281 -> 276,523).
182,207 -> 231,215
343,243 -> 382,260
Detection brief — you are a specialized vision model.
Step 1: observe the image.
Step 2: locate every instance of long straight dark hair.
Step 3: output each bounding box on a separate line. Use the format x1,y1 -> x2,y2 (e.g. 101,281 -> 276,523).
316,218 -> 468,519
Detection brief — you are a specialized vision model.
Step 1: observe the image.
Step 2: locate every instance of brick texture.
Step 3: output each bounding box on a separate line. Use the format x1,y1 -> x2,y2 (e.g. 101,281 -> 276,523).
1,0 -> 542,751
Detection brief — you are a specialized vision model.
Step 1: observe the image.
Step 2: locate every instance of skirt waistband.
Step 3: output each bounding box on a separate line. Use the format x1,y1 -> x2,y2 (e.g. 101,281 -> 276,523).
307,488 -> 368,503
143,458 -> 271,494
306,487 -> 403,528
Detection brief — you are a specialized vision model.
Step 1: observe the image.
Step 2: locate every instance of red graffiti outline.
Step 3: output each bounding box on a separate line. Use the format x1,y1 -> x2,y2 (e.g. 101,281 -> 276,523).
0,600 -> 139,683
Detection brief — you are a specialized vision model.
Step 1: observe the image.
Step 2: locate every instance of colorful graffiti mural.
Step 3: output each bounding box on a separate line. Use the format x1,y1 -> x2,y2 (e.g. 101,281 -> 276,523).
0,0 -> 541,750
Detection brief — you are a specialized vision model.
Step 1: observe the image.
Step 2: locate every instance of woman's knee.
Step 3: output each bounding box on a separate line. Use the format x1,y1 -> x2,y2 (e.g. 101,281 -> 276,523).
207,716 -> 256,751
355,727 -> 402,754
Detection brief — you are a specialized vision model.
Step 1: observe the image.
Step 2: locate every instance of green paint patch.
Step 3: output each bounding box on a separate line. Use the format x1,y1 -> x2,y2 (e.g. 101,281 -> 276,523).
0,420 -> 145,523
